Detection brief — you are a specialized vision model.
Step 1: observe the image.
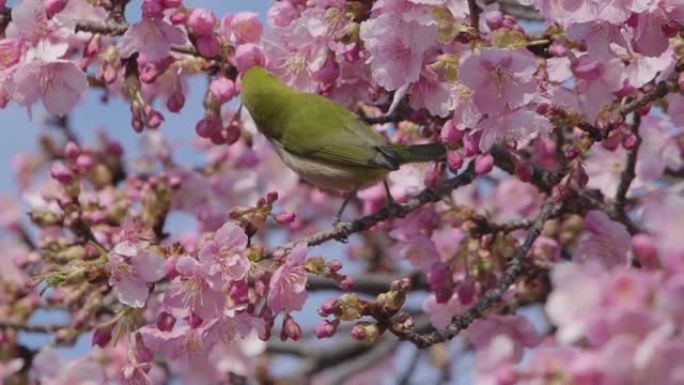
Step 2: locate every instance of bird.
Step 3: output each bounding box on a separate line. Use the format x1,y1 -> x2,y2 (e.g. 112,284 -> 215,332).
240,66 -> 445,222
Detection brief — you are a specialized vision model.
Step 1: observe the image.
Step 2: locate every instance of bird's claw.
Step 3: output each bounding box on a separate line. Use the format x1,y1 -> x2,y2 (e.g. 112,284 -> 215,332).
332,221 -> 350,243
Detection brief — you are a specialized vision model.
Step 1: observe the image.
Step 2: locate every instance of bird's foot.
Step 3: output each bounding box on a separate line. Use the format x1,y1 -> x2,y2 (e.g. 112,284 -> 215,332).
332,221 -> 350,243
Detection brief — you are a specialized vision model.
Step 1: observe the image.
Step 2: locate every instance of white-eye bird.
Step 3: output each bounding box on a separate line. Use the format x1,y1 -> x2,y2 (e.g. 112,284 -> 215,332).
240,66 -> 445,221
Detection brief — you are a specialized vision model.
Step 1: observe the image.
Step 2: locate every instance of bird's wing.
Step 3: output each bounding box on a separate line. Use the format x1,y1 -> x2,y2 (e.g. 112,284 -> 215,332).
280,94 -> 400,170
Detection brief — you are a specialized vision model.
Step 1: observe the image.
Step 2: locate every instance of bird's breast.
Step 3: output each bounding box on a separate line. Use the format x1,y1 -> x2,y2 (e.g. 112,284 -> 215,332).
269,140 -> 388,191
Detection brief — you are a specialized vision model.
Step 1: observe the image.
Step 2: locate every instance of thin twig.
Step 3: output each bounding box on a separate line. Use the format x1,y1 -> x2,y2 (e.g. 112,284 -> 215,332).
614,115 -> 641,215
268,162 -> 476,256
385,201 -> 558,348
468,0 -> 481,33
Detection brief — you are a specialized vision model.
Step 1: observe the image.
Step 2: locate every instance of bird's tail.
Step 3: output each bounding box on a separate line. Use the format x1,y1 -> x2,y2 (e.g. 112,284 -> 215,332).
378,143 -> 446,166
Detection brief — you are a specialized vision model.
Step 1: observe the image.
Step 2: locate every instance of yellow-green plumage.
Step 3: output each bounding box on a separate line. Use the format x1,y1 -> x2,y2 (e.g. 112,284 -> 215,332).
240,66 -> 444,191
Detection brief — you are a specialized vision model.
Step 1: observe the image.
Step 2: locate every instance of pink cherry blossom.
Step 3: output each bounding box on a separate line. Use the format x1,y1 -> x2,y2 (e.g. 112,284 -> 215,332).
221,12 -> 263,44
164,256 -> 226,320
469,314 -> 541,362
118,18 -> 188,62
9,56 -> 87,117
268,243 -> 308,313
199,221 -> 250,283
477,108 -> 551,152
459,48 -> 539,116
422,293 -> 461,330
107,241 -> 166,308
574,210 -> 631,268
359,13 -> 438,91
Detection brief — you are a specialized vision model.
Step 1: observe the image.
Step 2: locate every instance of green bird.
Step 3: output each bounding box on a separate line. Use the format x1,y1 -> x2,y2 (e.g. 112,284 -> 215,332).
240,66 -> 445,221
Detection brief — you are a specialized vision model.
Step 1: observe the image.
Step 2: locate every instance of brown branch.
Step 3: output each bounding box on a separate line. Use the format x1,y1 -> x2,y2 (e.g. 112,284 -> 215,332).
614,115 -> 641,215
307,271 -> 427,295
385,201 -> 558,348
468,0 -> 481,33
268,162 -> 476,256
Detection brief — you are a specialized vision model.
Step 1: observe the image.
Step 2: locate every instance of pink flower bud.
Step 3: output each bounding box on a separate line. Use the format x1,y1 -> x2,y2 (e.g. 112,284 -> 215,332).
340,276 -> 353,291
196,33 -> 221,58
424,163 -> 442,188
146,110 -> 164,129
166,91 -> 185,113
222,12 -> 263,44
275,211 -> 296,225
280,315 -> 301,341
475,154 -> 494,175
169,10 -> 186,24
142,0 -> 163,18
548,42 -> 567,57
209,77 -> 237,104
92,327 -> 112,348
266,191 -> 279,203
440,119 -> 464,146
427,262 -> 452,303
350,325 -> 366,341
195,115 -> 222,138
230,280 -> 249,303
446,150 -> 464,171
318,299 -> 339,316
187,8 -> 216,36
268,2 -> 299,28
631,234 -> 658,268
161,0 -> 182,8
315,320 -> 338,339
602,130 -> 622,151
327,259 -> 342,273
622,132 -> 638,150
156,311 -> 176,332
464,132 -> 481,157
64,141 -> 80,160
457,280 -> 476,305
484,10 -> 503,30
235,43 -> 265,72
501,14 -> 518,28
76,154 -> 94,172
222,122 -> 241,145
50,162 -> 74,184
44,0 -> 67,19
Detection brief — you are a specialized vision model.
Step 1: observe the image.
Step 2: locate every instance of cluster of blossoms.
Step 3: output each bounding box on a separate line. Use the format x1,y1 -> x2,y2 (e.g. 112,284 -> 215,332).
1,0 -> 684,384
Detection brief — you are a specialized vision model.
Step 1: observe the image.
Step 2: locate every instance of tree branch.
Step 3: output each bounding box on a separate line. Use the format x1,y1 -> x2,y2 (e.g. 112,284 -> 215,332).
614,115 -> 641,215
269,162 -> 476,256
385,201 -> 559,348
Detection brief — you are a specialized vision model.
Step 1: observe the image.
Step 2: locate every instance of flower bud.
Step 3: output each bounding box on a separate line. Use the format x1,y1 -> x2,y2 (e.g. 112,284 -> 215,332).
235,43 -> 265,72
280,315 -> 301,341
167,90 -> 185,113
440,119 -> 464,146
223,12 -> 263,44
339,276 -> 353,291
376,290 -> 405,315
209,77 -> 237,104
275,211 -> 296,225
76,154 -> 94,172
351,322 -> 381,343
464,132 -> 481,156
50,162 -> 74,184
548,42 -> 567,57
197,34 -> 221,58
315,320 -> 338,339
64,141 -> 80,160
92,327 -> 112,348
475,154 -> 494,175
169,10 -> 186,24
631,234 -> 659,268
327,259 -> 342,273
223,122 -> 241,145
156,311 -> 176,332
338,293 -> 362,321
318,299 -> 339,317
195,115 -> 221,138
187,8 -> 216,36
622,132 -> 638,150
446,150 -> 464,171
484,10 -> 503,30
